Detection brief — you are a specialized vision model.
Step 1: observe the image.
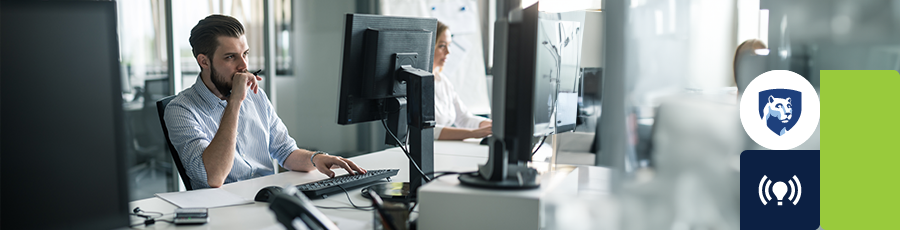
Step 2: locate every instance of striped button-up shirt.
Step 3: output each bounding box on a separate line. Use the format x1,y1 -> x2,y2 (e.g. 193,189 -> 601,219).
164,76 -> 298,189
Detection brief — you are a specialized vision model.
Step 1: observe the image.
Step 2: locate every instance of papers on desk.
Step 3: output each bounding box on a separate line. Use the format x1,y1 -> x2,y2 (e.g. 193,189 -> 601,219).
155,188 -> 252,208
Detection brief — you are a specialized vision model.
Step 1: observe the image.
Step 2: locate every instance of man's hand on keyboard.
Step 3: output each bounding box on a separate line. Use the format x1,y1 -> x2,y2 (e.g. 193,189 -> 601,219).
314,155 -> 367,178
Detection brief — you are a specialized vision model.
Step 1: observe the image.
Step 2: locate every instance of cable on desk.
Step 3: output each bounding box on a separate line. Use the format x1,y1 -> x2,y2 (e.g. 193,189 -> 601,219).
381,119 -> 432,183
425,171 -> 478,180
532,135 -> 549,155
314,185 -> 373,211
408,201 -> 419,215
129,207 -> 173,228
132,207 -> 165,218
129,218 -> 175,228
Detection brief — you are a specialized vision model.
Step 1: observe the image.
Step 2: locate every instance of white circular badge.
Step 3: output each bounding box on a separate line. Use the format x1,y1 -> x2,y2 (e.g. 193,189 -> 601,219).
740,70 -> 819,150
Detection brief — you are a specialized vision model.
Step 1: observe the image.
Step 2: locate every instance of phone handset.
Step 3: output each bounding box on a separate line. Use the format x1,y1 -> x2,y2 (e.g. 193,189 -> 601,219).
268,186 -> 339,230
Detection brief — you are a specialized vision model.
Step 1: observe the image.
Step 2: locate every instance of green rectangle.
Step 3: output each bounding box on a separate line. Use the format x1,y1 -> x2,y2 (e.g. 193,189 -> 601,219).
821,70 -> 900,229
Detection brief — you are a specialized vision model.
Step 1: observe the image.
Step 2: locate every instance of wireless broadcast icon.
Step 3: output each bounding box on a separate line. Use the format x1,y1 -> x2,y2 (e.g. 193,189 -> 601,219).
742,150 -> 819,229
758,175 -> 802,206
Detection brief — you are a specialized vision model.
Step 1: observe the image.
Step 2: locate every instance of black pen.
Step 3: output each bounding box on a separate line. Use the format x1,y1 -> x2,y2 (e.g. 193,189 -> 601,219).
252,69 -> 263,76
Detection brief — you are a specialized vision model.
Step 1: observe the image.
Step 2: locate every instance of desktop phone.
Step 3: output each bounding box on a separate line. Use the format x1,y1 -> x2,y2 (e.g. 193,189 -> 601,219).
174,208 -> 209,225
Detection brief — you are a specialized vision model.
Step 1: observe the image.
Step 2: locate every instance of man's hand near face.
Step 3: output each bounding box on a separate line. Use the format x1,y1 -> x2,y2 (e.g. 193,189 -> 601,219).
227,71 -> 263,104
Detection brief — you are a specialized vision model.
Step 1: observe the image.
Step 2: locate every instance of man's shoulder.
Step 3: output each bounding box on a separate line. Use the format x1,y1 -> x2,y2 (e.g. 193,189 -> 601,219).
165,87 -> 203,112
167,90 -> 189,105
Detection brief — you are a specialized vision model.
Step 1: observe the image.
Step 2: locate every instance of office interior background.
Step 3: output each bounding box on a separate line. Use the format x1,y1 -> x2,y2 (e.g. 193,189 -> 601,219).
114,0 -> 900,201
6,0 -> 892,228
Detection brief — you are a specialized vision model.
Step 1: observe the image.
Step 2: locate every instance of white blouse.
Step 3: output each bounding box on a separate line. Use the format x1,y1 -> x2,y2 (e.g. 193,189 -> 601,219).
433,72 -> 488,138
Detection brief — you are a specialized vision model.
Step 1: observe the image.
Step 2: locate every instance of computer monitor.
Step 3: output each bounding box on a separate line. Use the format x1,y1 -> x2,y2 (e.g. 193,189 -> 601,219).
1,1 -> 130,229
336,14 -> 437,198
458,2 -> 584,189
536,10 -> 585,134
337,14 -> 436,125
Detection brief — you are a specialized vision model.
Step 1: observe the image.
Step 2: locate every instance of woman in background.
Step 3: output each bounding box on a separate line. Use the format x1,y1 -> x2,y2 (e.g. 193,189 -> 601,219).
733,39 -> 767,95
432,21 -> 492,140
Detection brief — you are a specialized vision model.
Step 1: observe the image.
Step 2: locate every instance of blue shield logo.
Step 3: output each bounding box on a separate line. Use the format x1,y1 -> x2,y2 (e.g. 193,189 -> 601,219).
758,89 -> 801,136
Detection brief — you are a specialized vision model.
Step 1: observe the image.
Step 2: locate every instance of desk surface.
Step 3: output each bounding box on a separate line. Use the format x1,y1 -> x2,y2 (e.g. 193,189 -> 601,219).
129,140 -> 608,229
129,140 -> 492,229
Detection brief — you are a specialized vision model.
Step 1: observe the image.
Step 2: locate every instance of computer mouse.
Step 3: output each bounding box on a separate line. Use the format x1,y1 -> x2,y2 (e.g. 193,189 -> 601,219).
479,137 -> 490,145
254,186 -> 283,203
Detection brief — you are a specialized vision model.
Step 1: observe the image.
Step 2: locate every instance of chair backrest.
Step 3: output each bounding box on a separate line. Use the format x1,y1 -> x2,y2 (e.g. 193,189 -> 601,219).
156,95 -> 193,190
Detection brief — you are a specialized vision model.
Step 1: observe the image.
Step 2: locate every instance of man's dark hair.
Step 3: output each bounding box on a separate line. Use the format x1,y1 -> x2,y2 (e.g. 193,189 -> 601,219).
189,15 -> 245,60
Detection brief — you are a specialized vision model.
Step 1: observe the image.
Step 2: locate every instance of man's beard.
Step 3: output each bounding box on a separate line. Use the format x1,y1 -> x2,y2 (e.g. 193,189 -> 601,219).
208,60 -> 232,98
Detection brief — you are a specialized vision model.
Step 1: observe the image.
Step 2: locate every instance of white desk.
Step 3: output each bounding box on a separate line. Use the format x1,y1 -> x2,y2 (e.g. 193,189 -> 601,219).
129,140 -> 608,229
129,141 -> 490,229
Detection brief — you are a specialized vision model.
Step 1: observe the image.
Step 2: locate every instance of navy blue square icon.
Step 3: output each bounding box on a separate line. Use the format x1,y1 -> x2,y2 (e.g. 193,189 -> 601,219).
741,150 -> 819,229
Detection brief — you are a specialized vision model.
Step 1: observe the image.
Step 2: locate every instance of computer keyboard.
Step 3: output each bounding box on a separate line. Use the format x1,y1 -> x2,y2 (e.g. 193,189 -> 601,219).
297,169 -> 400,199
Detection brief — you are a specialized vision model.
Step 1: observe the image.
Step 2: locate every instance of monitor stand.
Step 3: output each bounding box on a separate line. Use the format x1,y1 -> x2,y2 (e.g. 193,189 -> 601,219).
366,65 -> 435,203
458,137 -> 540,189
458,164 -> 539,189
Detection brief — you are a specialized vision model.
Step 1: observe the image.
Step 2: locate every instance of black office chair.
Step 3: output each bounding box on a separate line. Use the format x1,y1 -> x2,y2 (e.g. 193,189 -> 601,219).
156,95 -> 193,190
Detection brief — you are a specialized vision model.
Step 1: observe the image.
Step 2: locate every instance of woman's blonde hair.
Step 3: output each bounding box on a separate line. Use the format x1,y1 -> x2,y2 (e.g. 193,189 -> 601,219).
436,21 -> 449,44
733,39 -> 767,81
434,21 -> 450,73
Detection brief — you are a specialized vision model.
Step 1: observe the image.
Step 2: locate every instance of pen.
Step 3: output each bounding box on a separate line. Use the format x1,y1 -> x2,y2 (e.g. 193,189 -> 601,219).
252,69 -> 263,76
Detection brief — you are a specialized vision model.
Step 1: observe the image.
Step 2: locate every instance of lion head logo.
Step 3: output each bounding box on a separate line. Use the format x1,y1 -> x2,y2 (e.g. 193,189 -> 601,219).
764,95 -> 792,123
758,89 -> 802,136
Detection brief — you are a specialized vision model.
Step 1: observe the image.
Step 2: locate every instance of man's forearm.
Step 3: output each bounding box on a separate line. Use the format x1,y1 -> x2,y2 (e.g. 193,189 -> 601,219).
283,149 -> 316,172
202,101 -> 241,187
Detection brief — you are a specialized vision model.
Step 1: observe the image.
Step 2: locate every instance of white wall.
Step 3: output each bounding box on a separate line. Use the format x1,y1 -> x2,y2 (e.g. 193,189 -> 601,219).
275,0 -> 359,155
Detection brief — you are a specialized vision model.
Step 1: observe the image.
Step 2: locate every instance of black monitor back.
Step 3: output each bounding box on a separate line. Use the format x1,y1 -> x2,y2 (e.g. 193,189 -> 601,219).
499,4 -> 584,162
495,3 -> 541,163
1,1 -> 129,229
337,14 -> 436,125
